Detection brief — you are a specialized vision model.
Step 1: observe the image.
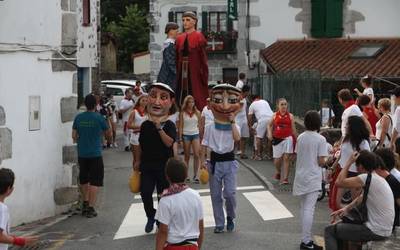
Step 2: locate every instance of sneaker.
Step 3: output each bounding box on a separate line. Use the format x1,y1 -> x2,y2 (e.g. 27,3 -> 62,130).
81,201 -> 89,216
124,146 -> 130,152
226,217 -> 235,232
113,142 -> 118,148
86,207 -> 98,218
240,154 -> 249,159
280,178 -> 289,185
213,226 -> 224,234
185,178 -> 191,183
235,150 -> 242,155
145,217 -> 156,233
273,173 -> 281,181
300,241 -> 323,250
193,177 -> 200,184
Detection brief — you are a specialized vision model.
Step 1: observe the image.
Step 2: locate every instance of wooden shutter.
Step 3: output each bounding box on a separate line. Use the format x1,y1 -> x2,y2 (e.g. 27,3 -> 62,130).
202,12 -> 208,32
311,0 -> 326,38
168,11 -> 174,22
325,0 -> 344,37
83,0 -> 90,26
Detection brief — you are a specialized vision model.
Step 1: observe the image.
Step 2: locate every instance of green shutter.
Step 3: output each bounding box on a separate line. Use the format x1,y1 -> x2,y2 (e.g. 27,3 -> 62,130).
168,11 -> 174,22
311,0 -> 326,38
202,12 -> 208,32
325,0 -> 344,38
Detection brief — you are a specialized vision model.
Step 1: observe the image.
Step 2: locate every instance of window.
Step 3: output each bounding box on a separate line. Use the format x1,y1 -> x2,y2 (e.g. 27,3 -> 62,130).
82,0 -> 90,26
106,87 -> 124,96
311,0 -> 343,38
350,44 -> 386,59
208,12 -> 227,32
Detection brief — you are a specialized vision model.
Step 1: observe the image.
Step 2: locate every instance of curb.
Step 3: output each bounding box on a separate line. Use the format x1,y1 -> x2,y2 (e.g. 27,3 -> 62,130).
236,158 -> 274,191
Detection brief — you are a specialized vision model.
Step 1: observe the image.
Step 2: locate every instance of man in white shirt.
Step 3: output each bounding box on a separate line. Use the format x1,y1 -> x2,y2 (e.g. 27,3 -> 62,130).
337,89 -> 372,138
119,88 -> 134,151
248,95 -> 273,160
390,87 -> 400,150
235,85 -> 251,158
235,72 -> 246,90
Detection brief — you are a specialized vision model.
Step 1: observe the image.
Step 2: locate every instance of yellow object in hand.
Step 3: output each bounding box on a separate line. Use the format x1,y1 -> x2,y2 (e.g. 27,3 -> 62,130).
199,168 -> 209,185
129,171 -> 141,193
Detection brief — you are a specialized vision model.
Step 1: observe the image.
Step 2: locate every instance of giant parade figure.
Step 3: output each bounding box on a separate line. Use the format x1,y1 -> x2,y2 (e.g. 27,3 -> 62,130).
176,11 -> 209,110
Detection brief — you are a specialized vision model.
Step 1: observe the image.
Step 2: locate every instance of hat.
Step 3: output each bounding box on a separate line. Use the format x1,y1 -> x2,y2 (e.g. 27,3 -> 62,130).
149,82 -> 175,96
182,11 -> 197,21
212,83 -> 241,93
389,87 -> 400,97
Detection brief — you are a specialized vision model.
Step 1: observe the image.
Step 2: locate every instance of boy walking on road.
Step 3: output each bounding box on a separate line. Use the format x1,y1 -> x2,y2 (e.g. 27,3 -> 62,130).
155,158 -> 204,250
73,94 -> 111,218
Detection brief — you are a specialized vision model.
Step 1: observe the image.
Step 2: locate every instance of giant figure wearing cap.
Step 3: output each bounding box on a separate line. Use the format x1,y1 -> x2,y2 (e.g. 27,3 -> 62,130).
200,84 -> 241,233
176,11 -> 209,110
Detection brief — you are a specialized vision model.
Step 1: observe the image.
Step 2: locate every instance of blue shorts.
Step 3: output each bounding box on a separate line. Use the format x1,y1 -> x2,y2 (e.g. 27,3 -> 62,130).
182,134 -> 199,142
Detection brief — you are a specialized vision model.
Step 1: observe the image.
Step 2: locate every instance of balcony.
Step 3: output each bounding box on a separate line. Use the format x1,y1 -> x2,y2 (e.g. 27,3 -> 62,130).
203,30 -> 238,54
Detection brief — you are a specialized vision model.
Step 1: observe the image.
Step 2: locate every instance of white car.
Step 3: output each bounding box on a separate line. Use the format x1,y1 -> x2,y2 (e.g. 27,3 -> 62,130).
100,80 -> 148,107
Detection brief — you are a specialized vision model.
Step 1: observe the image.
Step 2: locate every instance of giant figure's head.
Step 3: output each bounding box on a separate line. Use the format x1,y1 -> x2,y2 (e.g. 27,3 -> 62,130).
147,83 -> 175,120
182,11 -> 197,32
210,84 -> 241,127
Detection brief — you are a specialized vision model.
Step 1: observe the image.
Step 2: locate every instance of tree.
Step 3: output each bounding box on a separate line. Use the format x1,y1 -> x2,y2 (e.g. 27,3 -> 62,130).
105,4 -> 149,72
101,0 -> 148,25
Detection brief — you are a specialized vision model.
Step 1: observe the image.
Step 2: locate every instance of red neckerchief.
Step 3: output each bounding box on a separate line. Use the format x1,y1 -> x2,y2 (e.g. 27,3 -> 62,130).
344,100 -> 355,109
161,183 -> 188,197
186,110 -> 195,118
136,107 -> 145,117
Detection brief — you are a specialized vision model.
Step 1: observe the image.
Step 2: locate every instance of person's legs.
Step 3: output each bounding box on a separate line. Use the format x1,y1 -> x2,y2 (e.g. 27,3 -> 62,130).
209,162 -> 225,229
301,191 -> 319,244
282,153 -> 290,181
324,223 -> 386,250
88,185 -> 98,207
183,139 -> 192,174
140,171 -> 157,219
223,161 -> 238,231
192,138 -> 201,180
256,137 -> 262,159
273,157 -> 282,180
133,145 -> 140,166
85,157 -> 104,217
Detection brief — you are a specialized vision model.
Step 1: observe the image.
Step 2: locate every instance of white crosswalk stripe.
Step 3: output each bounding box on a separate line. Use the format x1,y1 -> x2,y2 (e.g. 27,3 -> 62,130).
114,186 -> 292,240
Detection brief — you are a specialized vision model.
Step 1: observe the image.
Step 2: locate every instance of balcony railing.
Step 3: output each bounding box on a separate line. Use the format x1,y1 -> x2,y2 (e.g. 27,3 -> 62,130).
203,30 -> 238,54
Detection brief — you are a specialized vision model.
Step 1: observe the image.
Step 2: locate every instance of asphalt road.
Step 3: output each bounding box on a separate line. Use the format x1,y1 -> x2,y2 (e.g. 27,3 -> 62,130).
36,144 -> 332,250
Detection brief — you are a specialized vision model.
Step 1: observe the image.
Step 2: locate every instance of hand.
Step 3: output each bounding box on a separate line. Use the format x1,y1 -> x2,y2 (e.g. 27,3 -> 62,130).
330,207 -> 348,221
200,162 -> 208,170
267,134 -> 273,141
133,162 -> 140,171
349,152 -> 360,163
24,236 -> 39,246
153,120 -> 161,130
228,113 -> 235,123
353,88 -> 360,94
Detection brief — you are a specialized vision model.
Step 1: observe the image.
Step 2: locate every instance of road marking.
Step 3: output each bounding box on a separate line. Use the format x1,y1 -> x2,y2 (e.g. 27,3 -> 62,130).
243,191 -> 293,221
114,196 -> 217,240
132,185 -> 265,200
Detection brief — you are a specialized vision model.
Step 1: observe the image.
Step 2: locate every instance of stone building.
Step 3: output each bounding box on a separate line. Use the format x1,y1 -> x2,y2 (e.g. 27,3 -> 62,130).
149,0 -> 400,84
0,0 -> 99,225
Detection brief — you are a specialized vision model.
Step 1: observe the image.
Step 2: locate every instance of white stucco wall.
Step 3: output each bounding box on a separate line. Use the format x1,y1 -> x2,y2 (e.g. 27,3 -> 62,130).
349,0 -> 400,37
77,0 -> 98,67
0,0 -> 75,226
250,0 -> 304,48
134,54 -> 151,74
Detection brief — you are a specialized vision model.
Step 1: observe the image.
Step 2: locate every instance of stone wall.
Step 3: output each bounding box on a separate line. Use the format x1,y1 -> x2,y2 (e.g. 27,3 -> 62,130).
0,106 -> 12,166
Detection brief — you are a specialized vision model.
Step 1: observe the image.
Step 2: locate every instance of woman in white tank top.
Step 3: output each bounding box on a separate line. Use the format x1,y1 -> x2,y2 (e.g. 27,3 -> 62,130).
375,98 -> 393,149
179,95 -> 201,183
128,95 -> 148,168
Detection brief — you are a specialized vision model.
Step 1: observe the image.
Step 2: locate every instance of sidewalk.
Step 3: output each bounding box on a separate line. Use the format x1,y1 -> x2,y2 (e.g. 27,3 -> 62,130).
236,154 -> 400,250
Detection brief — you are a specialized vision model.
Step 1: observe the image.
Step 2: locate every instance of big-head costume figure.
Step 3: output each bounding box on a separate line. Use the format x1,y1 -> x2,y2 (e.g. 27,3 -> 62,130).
200,84 -> 241,233
134,83 -> 177,234
176,11 -> 209,110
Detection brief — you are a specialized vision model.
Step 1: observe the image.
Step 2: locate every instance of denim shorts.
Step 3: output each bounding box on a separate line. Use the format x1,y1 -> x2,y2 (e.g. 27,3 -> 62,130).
182,134 -> 200,142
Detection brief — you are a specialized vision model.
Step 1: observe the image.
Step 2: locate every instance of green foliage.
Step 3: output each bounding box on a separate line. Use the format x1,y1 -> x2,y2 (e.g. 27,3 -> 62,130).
102,2 -> 149,72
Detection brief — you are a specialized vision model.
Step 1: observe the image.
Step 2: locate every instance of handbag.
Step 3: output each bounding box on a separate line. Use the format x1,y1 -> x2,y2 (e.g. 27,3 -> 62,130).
341,173 -> 372,224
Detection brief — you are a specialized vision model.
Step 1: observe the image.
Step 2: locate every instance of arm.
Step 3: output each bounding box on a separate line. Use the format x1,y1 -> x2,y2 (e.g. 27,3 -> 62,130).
155,223 -> 168,250
198,219 -> 204,249
104,127 -> 112,142
354,88 -> 362,96
229,113 -> 241,142
267,114 -> 275,140
361,115 -> 373,136
290,114 -> 297,138
72,129 -> 78,143
335,153 -> 364,189
133,145 -> 141,171
318,156 -> 326,167
127,110 -> 136,130
199,115 -> 206,139
200,145 -> 207,169
0,232 -> 38,247
331,195 -> 363,221
178,112 -> 184,142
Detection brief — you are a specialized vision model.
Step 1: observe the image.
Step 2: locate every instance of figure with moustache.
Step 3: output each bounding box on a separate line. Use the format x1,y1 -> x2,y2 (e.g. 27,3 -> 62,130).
134,83 -> 177,233
176,11 -> 209,110
200,84 -> 241,233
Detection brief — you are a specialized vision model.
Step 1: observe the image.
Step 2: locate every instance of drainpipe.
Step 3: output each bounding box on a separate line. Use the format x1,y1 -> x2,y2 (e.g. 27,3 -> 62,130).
246,0 -> 251,69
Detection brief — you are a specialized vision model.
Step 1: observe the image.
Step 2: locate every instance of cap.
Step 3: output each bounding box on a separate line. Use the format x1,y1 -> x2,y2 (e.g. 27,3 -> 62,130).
182,11 -> 197,21
389,86 -> 400,97
212,83 -> 241,93
148,82 -> 175,95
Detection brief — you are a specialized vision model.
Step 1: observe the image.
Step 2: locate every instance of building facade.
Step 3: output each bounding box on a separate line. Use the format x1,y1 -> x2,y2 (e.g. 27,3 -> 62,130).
149,0 -> 400,84
0,0 -> 99,225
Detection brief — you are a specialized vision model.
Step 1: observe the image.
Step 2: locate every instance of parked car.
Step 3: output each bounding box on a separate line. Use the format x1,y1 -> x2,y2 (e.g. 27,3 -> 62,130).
100,80 -> 148,107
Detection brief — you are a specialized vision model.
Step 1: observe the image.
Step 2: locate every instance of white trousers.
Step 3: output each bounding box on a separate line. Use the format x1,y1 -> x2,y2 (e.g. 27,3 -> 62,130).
299,191 -> 319,244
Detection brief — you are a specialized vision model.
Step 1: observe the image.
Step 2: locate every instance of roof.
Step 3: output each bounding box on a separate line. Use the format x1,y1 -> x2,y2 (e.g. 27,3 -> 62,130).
261,38 -> 400,79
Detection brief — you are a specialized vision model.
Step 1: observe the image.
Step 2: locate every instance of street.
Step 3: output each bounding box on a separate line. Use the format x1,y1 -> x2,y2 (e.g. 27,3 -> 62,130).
32,140 -> 331,250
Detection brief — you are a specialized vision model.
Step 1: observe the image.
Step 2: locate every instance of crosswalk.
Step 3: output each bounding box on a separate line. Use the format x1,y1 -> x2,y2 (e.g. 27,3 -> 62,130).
114,185 -> 293,240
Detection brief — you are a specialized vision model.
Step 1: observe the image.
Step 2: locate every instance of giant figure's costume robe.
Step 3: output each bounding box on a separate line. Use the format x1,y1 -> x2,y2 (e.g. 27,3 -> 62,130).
176,31 -> 209,110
